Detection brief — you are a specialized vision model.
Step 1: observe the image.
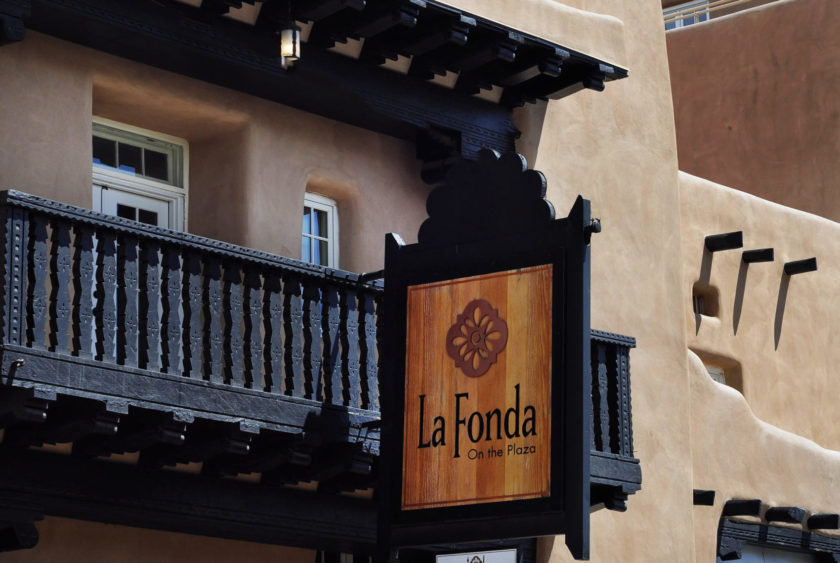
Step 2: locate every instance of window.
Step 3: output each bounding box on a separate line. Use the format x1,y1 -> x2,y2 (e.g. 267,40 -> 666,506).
92,117 -> 188,230
302,193 -> 338,268
692,282 -> 719,317
664,0 -> 710,30
705,365 -> 726,385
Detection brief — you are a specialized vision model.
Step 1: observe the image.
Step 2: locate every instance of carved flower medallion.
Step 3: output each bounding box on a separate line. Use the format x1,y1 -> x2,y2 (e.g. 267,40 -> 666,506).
445,299 -> 509,377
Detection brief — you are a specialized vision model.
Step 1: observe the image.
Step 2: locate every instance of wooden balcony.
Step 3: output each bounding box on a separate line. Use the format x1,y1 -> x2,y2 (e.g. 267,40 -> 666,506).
0,190 -> 639,553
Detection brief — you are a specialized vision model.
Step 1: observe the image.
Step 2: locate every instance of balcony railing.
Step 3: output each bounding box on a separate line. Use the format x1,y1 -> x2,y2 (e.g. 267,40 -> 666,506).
0,188 -> 381,408
663,0 -> 770,28
0,190 -> 639,549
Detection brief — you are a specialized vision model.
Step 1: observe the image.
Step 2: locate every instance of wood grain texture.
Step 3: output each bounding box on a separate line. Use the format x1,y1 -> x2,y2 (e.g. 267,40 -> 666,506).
402,265 -> 552,510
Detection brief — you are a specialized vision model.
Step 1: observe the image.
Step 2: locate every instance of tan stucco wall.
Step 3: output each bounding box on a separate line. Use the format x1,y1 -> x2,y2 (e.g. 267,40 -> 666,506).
0,517 -> 314,562
680,172 -> 840,448
0,34 -> 92,207
667,0 -> 840,221
521,1 -> 694,560
0,31 -> 431,273
688,350 -> 840,562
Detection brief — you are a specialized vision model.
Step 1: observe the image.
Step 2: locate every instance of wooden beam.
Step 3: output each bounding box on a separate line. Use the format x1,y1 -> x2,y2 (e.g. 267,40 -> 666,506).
765,506 -> 806,524
296,0 -> 366,23
693,489 -> 716,506
722,499 -> 762,517
808,513 -> 840,530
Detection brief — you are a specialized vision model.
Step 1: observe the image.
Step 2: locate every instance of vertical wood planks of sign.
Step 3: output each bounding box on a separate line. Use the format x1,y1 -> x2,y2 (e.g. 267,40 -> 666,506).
378,150 -> 596,561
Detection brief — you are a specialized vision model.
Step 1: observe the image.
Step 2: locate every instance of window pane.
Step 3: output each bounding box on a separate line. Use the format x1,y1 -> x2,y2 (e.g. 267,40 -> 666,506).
302,236 -> 311,262
116,204 -> 136,221
138,209 -> 159,226
303,207 -> 312,235
93,136 -> 117,167
118,143 -> 142,175
144,149 -> 169,182
313,209 -> 328,238
316,239 -> 328,266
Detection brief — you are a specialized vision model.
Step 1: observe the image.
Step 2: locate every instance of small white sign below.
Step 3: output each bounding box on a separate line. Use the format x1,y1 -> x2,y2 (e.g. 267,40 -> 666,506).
436,549 -> 517,563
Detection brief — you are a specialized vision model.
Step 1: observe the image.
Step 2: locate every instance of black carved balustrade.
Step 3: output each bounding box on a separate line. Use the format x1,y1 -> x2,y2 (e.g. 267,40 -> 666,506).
0,189 -> 381,414
0,189 -> 639,516
589,330 -> 640,510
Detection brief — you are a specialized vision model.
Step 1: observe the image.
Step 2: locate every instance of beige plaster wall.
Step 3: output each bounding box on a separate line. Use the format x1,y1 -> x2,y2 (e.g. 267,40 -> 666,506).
0,34 -> 91,207
688,350 -> 840,562
1,31 -> 430,274
0,516 -> 314,562
680,172 -> 840,448
518,1 -> 694,560
667,0 -> 840,221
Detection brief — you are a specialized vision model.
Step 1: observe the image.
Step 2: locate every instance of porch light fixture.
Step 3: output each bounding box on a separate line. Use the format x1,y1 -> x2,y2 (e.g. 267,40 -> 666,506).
280,25 -> 300,61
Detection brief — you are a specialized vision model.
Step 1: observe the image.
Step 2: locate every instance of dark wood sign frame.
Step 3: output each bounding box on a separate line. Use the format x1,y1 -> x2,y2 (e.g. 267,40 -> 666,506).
378,151 -> 594,560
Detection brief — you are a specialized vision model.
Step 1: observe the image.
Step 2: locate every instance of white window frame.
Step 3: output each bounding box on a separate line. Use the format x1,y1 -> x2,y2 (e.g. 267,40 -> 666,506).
91,116 -> 189,231
302,192 -> 339,268
664,0 -> 710,30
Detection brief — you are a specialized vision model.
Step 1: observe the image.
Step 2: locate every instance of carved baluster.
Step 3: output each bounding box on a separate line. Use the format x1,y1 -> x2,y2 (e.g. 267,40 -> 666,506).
341,288 -> 361,407
283,275 -> 304,397
322,286 -> 342,405
160,246 -> 182,374
243,267 -> 263,389
589,350 -> 598,451
5,207 -> 28,346
117,236 -> 139,367
618,344 -> 634,457
48,220 -> 71,353
139,241 -> 161,371
303,281 -> 321,400
72,225 -> 94,357
360,291 -> 378,410
26,214 -> 48,349
223,261 -> 244,387
182,252 -> 203,379
262,272 -> 283,393
375,293 -> 384,411
94,231 -> 117,362
597,343 -> 610,452
203,256 -> 223,383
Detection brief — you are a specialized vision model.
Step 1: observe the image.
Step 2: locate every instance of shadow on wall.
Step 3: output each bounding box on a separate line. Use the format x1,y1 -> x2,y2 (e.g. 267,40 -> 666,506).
774,274 -> 789,350
694,244 -> 805,350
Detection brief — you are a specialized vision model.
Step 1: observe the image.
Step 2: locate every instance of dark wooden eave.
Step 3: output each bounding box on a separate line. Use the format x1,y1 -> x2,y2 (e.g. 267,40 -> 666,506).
0,0 -> 626,181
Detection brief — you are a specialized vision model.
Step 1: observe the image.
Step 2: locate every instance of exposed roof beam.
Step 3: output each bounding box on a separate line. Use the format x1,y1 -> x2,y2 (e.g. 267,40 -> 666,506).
296,0 -> 366,22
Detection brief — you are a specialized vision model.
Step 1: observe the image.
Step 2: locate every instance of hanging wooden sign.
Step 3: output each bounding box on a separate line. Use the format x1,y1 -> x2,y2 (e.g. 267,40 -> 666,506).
402,265 -> 553,510
378,151 -> 596,561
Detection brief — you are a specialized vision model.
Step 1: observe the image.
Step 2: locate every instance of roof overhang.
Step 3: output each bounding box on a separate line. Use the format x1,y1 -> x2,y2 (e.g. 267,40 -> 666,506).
1,0 -> 628,175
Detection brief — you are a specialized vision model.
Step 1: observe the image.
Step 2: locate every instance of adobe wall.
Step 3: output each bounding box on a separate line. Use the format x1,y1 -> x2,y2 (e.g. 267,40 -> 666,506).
516,1 -> 694,560
667,0 -> 840,221
680,172 -> 840,449
688,349 -> 840,562
0,31 -> 431,274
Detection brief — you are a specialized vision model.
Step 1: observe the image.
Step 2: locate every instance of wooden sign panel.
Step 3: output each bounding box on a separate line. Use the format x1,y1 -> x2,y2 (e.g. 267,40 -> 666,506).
402,265 -> 552,510
379,152 -> 593,559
